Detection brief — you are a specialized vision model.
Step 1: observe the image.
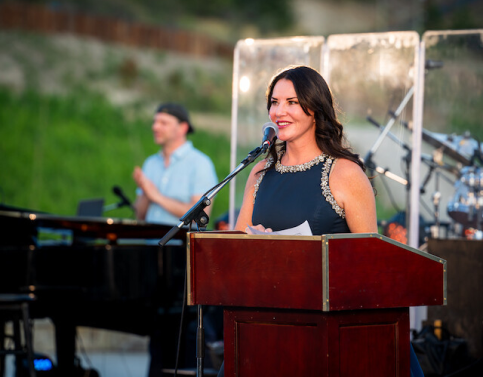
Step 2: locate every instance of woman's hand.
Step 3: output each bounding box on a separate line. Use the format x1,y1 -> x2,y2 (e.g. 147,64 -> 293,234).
245,224 -> 273,234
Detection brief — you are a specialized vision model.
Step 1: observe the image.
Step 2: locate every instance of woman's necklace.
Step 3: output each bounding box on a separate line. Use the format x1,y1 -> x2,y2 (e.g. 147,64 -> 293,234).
274,150 -> 326,174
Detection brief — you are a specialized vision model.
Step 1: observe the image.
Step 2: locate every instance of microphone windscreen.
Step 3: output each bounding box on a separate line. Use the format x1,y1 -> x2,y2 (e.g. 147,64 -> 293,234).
262,122 -> 279,137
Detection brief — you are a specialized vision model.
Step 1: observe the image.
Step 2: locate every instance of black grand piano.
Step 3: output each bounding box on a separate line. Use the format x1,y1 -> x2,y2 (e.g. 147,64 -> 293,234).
0,206 -> 190,376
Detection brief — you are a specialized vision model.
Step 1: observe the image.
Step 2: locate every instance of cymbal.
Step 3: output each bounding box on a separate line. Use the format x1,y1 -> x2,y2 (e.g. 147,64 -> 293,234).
421,129 -> 478,166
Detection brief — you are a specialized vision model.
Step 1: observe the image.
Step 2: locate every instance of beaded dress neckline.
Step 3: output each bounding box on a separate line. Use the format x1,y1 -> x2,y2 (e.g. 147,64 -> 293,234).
274,150 -> 327,174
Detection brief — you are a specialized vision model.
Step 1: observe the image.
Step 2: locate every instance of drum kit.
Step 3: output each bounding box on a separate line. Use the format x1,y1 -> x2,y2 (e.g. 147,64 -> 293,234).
425,129 -> 483,237
364,60 -> 482,241
363,111 -> 483,239
364,114 -> 483,241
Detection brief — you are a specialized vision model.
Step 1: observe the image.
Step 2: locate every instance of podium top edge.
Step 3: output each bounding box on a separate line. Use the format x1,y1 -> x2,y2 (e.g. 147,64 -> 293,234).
188,231 -> 322,241
187,232 -> 447,264
188,232 -> 381,240
188,232 -> 381,241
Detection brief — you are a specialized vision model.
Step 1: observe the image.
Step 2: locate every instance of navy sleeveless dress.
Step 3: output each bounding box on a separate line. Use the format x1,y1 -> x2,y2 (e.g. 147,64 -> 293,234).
218,153 -> 425,377
251,153 -> 350,235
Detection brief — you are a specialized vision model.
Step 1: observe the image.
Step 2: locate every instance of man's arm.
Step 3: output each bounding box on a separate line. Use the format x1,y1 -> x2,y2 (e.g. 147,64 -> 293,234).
133,166 -> 210,220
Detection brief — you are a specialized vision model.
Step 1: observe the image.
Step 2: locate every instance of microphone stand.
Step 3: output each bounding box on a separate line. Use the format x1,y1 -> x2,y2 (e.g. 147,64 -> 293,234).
363,87 -> 414,191
365,113 -> 445,233
363,115 -> 411,188
364,86 -> 414,163
158,142 -> 270,377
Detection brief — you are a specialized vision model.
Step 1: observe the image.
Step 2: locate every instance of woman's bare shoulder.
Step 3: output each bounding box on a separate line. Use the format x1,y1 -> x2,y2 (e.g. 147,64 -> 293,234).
332,158 -> 366,178
330,158 -> 372,198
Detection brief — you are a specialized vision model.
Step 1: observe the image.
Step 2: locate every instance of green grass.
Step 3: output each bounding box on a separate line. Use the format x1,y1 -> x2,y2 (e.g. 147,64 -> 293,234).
0,88 -> 231,227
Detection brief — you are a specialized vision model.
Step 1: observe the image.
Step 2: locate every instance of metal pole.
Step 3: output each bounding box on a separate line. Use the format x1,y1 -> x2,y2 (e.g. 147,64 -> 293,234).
196,305 -> 204,377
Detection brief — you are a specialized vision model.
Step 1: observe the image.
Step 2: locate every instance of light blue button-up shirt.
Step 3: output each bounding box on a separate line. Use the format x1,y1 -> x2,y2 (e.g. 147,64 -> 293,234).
136,141 -> 218,225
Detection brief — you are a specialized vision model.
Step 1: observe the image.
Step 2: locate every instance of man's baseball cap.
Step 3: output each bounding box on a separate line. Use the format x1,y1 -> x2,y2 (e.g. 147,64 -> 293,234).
156,103 -> 194,134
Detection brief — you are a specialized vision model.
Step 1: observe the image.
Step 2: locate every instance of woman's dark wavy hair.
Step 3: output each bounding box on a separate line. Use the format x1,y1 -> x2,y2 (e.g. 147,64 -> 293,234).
265,65 -> 365,171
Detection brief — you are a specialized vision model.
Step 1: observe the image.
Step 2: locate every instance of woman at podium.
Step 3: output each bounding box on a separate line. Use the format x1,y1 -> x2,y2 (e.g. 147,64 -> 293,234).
235,65 -> 377,236
217,65 -> 423,377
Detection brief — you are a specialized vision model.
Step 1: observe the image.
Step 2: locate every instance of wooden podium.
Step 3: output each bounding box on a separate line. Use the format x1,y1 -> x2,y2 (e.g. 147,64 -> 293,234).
187,232 -> 447,377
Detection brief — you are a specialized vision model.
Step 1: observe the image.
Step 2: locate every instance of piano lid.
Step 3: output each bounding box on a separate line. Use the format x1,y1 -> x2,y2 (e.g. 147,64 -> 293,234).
0,209 -> 188,246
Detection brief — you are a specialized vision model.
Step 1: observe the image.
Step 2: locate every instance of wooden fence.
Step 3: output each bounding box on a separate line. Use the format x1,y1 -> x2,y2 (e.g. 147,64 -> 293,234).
0,2 -> 234,59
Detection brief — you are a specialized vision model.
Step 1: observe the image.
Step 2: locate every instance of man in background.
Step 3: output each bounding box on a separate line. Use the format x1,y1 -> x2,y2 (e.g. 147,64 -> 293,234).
133,102 -> 217,225
133,103 -> 219,376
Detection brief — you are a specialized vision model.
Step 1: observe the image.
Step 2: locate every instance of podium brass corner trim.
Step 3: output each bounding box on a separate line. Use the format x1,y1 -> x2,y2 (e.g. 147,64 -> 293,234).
186,233 -> 193,305
322,235 -> 329,312
443,259 -> 447,306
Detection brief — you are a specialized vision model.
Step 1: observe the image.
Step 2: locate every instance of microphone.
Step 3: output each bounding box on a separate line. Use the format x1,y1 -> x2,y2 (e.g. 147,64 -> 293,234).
425,60 -> 444,70
261,122 -> 279,153
112,185 -> 134,210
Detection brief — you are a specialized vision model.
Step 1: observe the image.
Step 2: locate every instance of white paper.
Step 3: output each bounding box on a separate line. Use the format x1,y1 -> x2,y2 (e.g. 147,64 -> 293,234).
247,220 -> 313,236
